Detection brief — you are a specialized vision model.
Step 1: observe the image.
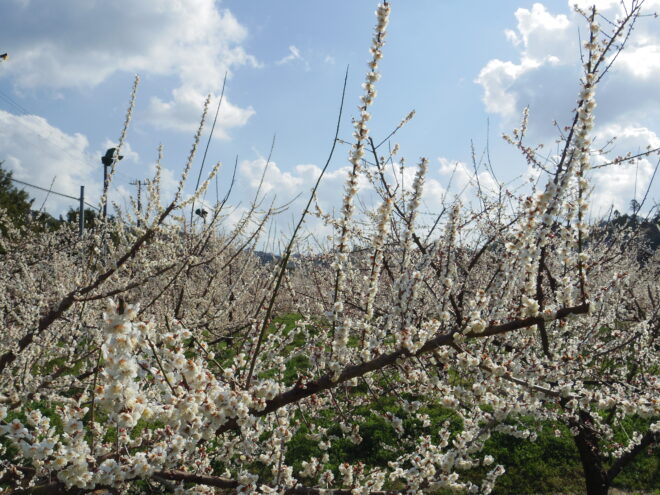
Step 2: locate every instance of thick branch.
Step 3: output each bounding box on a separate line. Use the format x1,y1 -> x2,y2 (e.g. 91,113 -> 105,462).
157,470 -> 403,494
606,429 -> 659,484
217,302 -> 589,434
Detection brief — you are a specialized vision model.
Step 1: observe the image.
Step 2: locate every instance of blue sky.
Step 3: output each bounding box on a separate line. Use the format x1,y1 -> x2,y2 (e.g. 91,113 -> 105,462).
1,0 -> 658,233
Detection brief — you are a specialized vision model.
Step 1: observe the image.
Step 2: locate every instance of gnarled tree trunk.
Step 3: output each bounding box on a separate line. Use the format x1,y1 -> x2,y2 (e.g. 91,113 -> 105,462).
572,412 -> 609,495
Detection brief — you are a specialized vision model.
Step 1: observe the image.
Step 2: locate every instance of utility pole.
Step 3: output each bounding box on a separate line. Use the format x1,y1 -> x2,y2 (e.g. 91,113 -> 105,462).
101,148 -> 123,219
79,185 -> 85,237
130,179 -> 144,227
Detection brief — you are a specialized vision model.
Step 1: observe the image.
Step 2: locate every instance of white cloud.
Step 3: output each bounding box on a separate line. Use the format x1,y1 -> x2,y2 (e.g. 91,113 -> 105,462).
475,3 -> 578,124
1,0 -> 254,89
589,124 -> 660,214
239,158 -> 305,195
617,44 -> 660,79
476,59 -> 530,117
475,1 -> 660,132
573,0 -> 660,13
233,156 -> 396,240
237,158 -> 360,208
275,45 -> 310,71
597,123 -> 660,151
504,29 -> 521,47
0,110 -> 100,216
475,1 -> 660,215
229,153 -> 456,242
276,46 -> 302,65
0,0 -> 257,136
438,158 -> 499,200
590,158 -> 657,215
513,3 -> 573,63
0,111 -> 159,218
146,88 -> 255,137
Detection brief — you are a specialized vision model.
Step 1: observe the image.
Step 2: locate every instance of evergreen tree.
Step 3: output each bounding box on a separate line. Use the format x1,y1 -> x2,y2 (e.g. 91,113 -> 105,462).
0,161 -> 61,235
0,160 -> 35,234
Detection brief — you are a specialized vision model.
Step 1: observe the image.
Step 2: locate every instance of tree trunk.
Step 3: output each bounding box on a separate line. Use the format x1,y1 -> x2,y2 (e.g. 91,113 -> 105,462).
571,413 -> 609,495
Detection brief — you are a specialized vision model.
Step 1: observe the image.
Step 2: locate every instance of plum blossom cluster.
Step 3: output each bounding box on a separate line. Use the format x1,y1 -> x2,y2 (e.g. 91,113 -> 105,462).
0,300 -> 290,491
331,2 -> 391,376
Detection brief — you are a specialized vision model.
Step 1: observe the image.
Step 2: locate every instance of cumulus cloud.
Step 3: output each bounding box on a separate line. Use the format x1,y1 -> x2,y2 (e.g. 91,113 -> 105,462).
1,0 -> 254,89
146,88 -> 255,137
506,3 -> 573,63
222,158 -> 345,244
0,110 -> 100,215
438,158 -> 499,201
239,158 -> 306,196
617,44 -> 660,79
477,59 -> 530,117
0,0 -> 257,137
0,110 -> 157,218
476,1 -> 660,131
237,158 -> 359,209
589,124 -> 660,214
476,1 -> 660,216
229,154 -> 455,243
475,3 -> 578,125
590,158 -> 656,215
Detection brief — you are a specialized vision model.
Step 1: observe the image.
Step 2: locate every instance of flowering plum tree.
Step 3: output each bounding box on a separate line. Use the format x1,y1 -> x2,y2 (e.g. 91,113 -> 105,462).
0,2 -> 658,495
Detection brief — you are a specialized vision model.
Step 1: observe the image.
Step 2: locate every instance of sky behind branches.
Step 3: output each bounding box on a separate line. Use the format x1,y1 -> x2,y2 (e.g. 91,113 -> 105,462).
0,0 -> 658,237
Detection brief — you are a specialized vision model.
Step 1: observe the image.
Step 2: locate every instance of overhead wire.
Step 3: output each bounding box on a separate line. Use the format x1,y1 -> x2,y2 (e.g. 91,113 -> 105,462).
0,88 -> 30,115
10,177 -> 100,210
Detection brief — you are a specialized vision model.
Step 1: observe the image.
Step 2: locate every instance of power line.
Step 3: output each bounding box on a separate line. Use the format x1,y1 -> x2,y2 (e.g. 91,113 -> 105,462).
0,88 -> 31,116
9,177 -> 100,211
